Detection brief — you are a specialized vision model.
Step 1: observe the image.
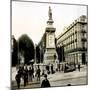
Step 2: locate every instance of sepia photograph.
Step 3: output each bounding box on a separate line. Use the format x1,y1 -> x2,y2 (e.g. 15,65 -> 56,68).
11,0 -> 88,89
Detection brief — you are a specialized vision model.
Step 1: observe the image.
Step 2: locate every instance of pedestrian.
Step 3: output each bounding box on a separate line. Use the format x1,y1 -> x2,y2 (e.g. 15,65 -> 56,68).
58,64 -> 60,72
36,65 -> 41,81
18,66 -> 22,77
62,64 -> 63,71
42,69 -> 45,76
64,64 -> 67,73
41,74 -> 51,88
78,63 -> 80,72
23,67 -> 28,87
25,66 -> 29,84
15,72 -> 21,89
28,67 -> 33,82
51,64 -> 53,74
46,65 -> 50,74
32,66 -> 34,78
23,70 -> 27,87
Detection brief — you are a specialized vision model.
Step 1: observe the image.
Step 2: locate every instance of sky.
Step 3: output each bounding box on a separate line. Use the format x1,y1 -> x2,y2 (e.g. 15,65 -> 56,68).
12,1 -> 87,44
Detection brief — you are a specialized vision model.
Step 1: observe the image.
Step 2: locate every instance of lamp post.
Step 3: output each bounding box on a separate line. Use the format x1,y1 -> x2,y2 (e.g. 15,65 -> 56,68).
34,44 -> 37,64
17,41 -> 20,66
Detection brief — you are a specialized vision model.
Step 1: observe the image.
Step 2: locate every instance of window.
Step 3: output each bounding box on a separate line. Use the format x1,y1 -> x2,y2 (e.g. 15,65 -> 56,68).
74,42 -> 77,48
72,35 -> 74,41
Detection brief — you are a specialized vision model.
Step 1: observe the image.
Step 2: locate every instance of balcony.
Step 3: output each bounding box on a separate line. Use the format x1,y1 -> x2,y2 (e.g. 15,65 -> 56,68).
65,47 -> 87,54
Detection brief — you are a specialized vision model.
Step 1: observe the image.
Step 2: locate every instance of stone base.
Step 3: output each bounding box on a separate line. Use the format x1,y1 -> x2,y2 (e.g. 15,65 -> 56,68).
44,48 -> 57,65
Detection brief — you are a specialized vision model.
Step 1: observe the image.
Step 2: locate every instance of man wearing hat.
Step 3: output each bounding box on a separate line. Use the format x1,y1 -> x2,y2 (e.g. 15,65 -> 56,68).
41,74 -> 51,88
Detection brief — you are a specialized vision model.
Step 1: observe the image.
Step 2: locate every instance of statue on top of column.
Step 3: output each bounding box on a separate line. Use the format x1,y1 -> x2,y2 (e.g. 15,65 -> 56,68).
48,6 -> 52,20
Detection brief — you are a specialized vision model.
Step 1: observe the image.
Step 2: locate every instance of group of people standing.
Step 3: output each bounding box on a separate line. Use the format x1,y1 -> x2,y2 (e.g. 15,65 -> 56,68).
15,63 -> 81,89
15,65 -> 41,89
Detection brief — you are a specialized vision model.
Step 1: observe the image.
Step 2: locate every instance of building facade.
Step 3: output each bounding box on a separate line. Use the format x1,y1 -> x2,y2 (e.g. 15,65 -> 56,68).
57,15 -> 87,65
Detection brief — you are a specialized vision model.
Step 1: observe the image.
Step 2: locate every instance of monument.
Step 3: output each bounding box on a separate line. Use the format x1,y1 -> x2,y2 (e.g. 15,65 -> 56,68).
44,6 -> 57,65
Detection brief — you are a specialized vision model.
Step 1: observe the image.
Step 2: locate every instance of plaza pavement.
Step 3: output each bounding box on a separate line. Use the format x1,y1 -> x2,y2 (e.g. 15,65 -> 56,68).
12,65 -> 87,89
44,65 -> 87,82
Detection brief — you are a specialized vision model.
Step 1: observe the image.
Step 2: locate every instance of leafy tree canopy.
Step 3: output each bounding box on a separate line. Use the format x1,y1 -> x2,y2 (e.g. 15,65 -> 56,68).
18,34 -> 34,64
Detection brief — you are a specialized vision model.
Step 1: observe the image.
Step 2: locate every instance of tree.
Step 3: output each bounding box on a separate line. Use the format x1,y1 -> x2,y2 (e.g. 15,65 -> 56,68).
12,35 -> 18,66
18,34 -> 34,64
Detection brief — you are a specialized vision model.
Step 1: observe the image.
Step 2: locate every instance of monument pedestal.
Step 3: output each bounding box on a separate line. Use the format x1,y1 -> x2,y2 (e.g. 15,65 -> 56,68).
44,48 -> 56,65
43,6 -> 57,69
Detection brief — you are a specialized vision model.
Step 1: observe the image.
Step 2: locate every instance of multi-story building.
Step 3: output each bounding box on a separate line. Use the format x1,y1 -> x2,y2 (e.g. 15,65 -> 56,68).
56,15 -> 87,65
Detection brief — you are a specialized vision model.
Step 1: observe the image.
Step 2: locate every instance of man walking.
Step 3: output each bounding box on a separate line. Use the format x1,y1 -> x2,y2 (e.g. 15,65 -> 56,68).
51,64 -> 54,74
41,74 -> 51,88
23,67 -> 28,87
36,65 -> 41,81
78,63 -> 80,72
15,72 -> 21,89
28,67 -> 33,82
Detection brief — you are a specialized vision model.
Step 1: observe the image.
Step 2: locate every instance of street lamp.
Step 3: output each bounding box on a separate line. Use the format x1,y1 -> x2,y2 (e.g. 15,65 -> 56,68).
17,41 -> 20,66
34,44 -> 37,64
